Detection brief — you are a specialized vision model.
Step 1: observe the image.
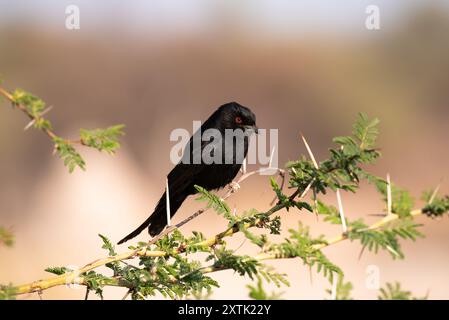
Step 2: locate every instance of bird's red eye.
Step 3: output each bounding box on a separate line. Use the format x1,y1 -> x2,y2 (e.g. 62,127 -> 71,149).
235,116 -> 242,124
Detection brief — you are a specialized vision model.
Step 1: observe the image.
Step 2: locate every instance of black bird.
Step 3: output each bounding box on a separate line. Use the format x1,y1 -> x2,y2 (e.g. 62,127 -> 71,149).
118,102 -> 257,244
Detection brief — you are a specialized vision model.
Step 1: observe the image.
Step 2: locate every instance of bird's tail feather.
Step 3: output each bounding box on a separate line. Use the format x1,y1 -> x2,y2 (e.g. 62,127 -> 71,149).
117,192 -> 187,244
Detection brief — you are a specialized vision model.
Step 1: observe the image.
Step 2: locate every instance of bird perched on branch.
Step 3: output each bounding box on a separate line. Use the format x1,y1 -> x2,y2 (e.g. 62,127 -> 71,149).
118,102 -> 258,244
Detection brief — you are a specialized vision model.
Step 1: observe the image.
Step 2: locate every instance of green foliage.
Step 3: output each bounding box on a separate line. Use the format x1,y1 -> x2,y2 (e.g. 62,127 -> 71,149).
376,180 -> 414,217
69,233 -> 221,300
378,282 -> 427,300
326,277 -> 353,300
0,284 -> 16,300
422,191 -> 449,218
270,178 -> 312,212
53,137 -> 86,173
348,218 -> 424,259
352,112 -> 380,150
189,288 -> 213,300
5,86 -> 125,173
211,248 -> 260,279
99,234 -> 117,256
83,271 -> 112,299
12,89 -> 46,119
194,185 -> 232,220
0,227 -> 14,247
258,265 -> 290,288
45,266 -> 71,275
210,249 -> 288,292
271,224 -> 342,282
11,89 -> 52,130
99,234 -> 123,276
80,125 -> 125,154
247,277 -> 284,300
235,209 -> 282,236
287,113 -> 382,203
316,200 -> 346,225
2,110 -> 447,300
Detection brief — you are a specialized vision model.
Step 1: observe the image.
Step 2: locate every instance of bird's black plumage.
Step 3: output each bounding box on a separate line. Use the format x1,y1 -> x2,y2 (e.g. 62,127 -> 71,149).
118,102 -> 257,244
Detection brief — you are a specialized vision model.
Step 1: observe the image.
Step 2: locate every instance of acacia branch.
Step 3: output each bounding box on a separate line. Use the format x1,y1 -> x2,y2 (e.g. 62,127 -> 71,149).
0,86 -> 81,145
3,110 -> 445,299
1,85 -> 125,172
10,198 -> 425,296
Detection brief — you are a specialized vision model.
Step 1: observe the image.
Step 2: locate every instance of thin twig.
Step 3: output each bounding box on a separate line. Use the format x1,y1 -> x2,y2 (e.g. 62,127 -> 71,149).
0,85 -> 85,147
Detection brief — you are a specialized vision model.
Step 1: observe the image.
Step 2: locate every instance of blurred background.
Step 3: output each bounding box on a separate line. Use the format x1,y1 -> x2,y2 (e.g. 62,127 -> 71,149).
0,0 -> 448,299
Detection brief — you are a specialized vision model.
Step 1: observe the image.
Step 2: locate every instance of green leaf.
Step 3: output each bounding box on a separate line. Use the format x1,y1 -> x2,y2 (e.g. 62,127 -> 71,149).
53,137 -> 86,173
0,284 -> 17,300
45,266 -> 71,275
80,124 -> 125,154
99,234 -> 117,256
378,282 -> 427,300
348,218 -> 423,260
194,185 -> 232,220
376,180 -> 414,217
352,112 -> 380,150
0,227 -> 14,247
12,89 -> 46,117
316,200 -> 346,225
247,276 -> 284,300
422,191 -> 449,218
326,276 -> 353,300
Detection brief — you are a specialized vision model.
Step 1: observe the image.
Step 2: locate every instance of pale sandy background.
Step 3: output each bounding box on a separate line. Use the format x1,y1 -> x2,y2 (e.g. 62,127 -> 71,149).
0,0 -> 448,299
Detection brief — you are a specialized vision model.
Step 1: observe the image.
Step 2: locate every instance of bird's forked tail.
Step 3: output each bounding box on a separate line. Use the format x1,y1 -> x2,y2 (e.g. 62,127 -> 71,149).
117,192 -> 187,244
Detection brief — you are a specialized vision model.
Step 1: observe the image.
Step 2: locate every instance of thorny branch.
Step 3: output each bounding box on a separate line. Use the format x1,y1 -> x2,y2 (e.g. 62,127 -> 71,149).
10,203 -> 426,296
0,85 -> 125,172
0,86 -> 82,146
1,96 -> 448,300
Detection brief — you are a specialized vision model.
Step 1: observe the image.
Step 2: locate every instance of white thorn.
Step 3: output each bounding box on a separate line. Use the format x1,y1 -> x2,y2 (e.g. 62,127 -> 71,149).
23,119 -> 36,131
24,106 -> 53,131
299,179 -> 314,198
336,189 -> 348,233
242,158 -> 247,174
41,105 -> 53,116
387,173 -> 392,216
301,134 -> 319,169
166,178 -> 171,227
429,183 -> 441,204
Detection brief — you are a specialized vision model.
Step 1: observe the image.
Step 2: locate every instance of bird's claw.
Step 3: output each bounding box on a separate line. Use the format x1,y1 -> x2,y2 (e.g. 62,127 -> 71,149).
229,181 -> 241,192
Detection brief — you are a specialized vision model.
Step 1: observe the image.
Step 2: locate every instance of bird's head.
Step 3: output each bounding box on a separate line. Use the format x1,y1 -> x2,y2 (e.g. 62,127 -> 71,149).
215,102 -> 258,134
